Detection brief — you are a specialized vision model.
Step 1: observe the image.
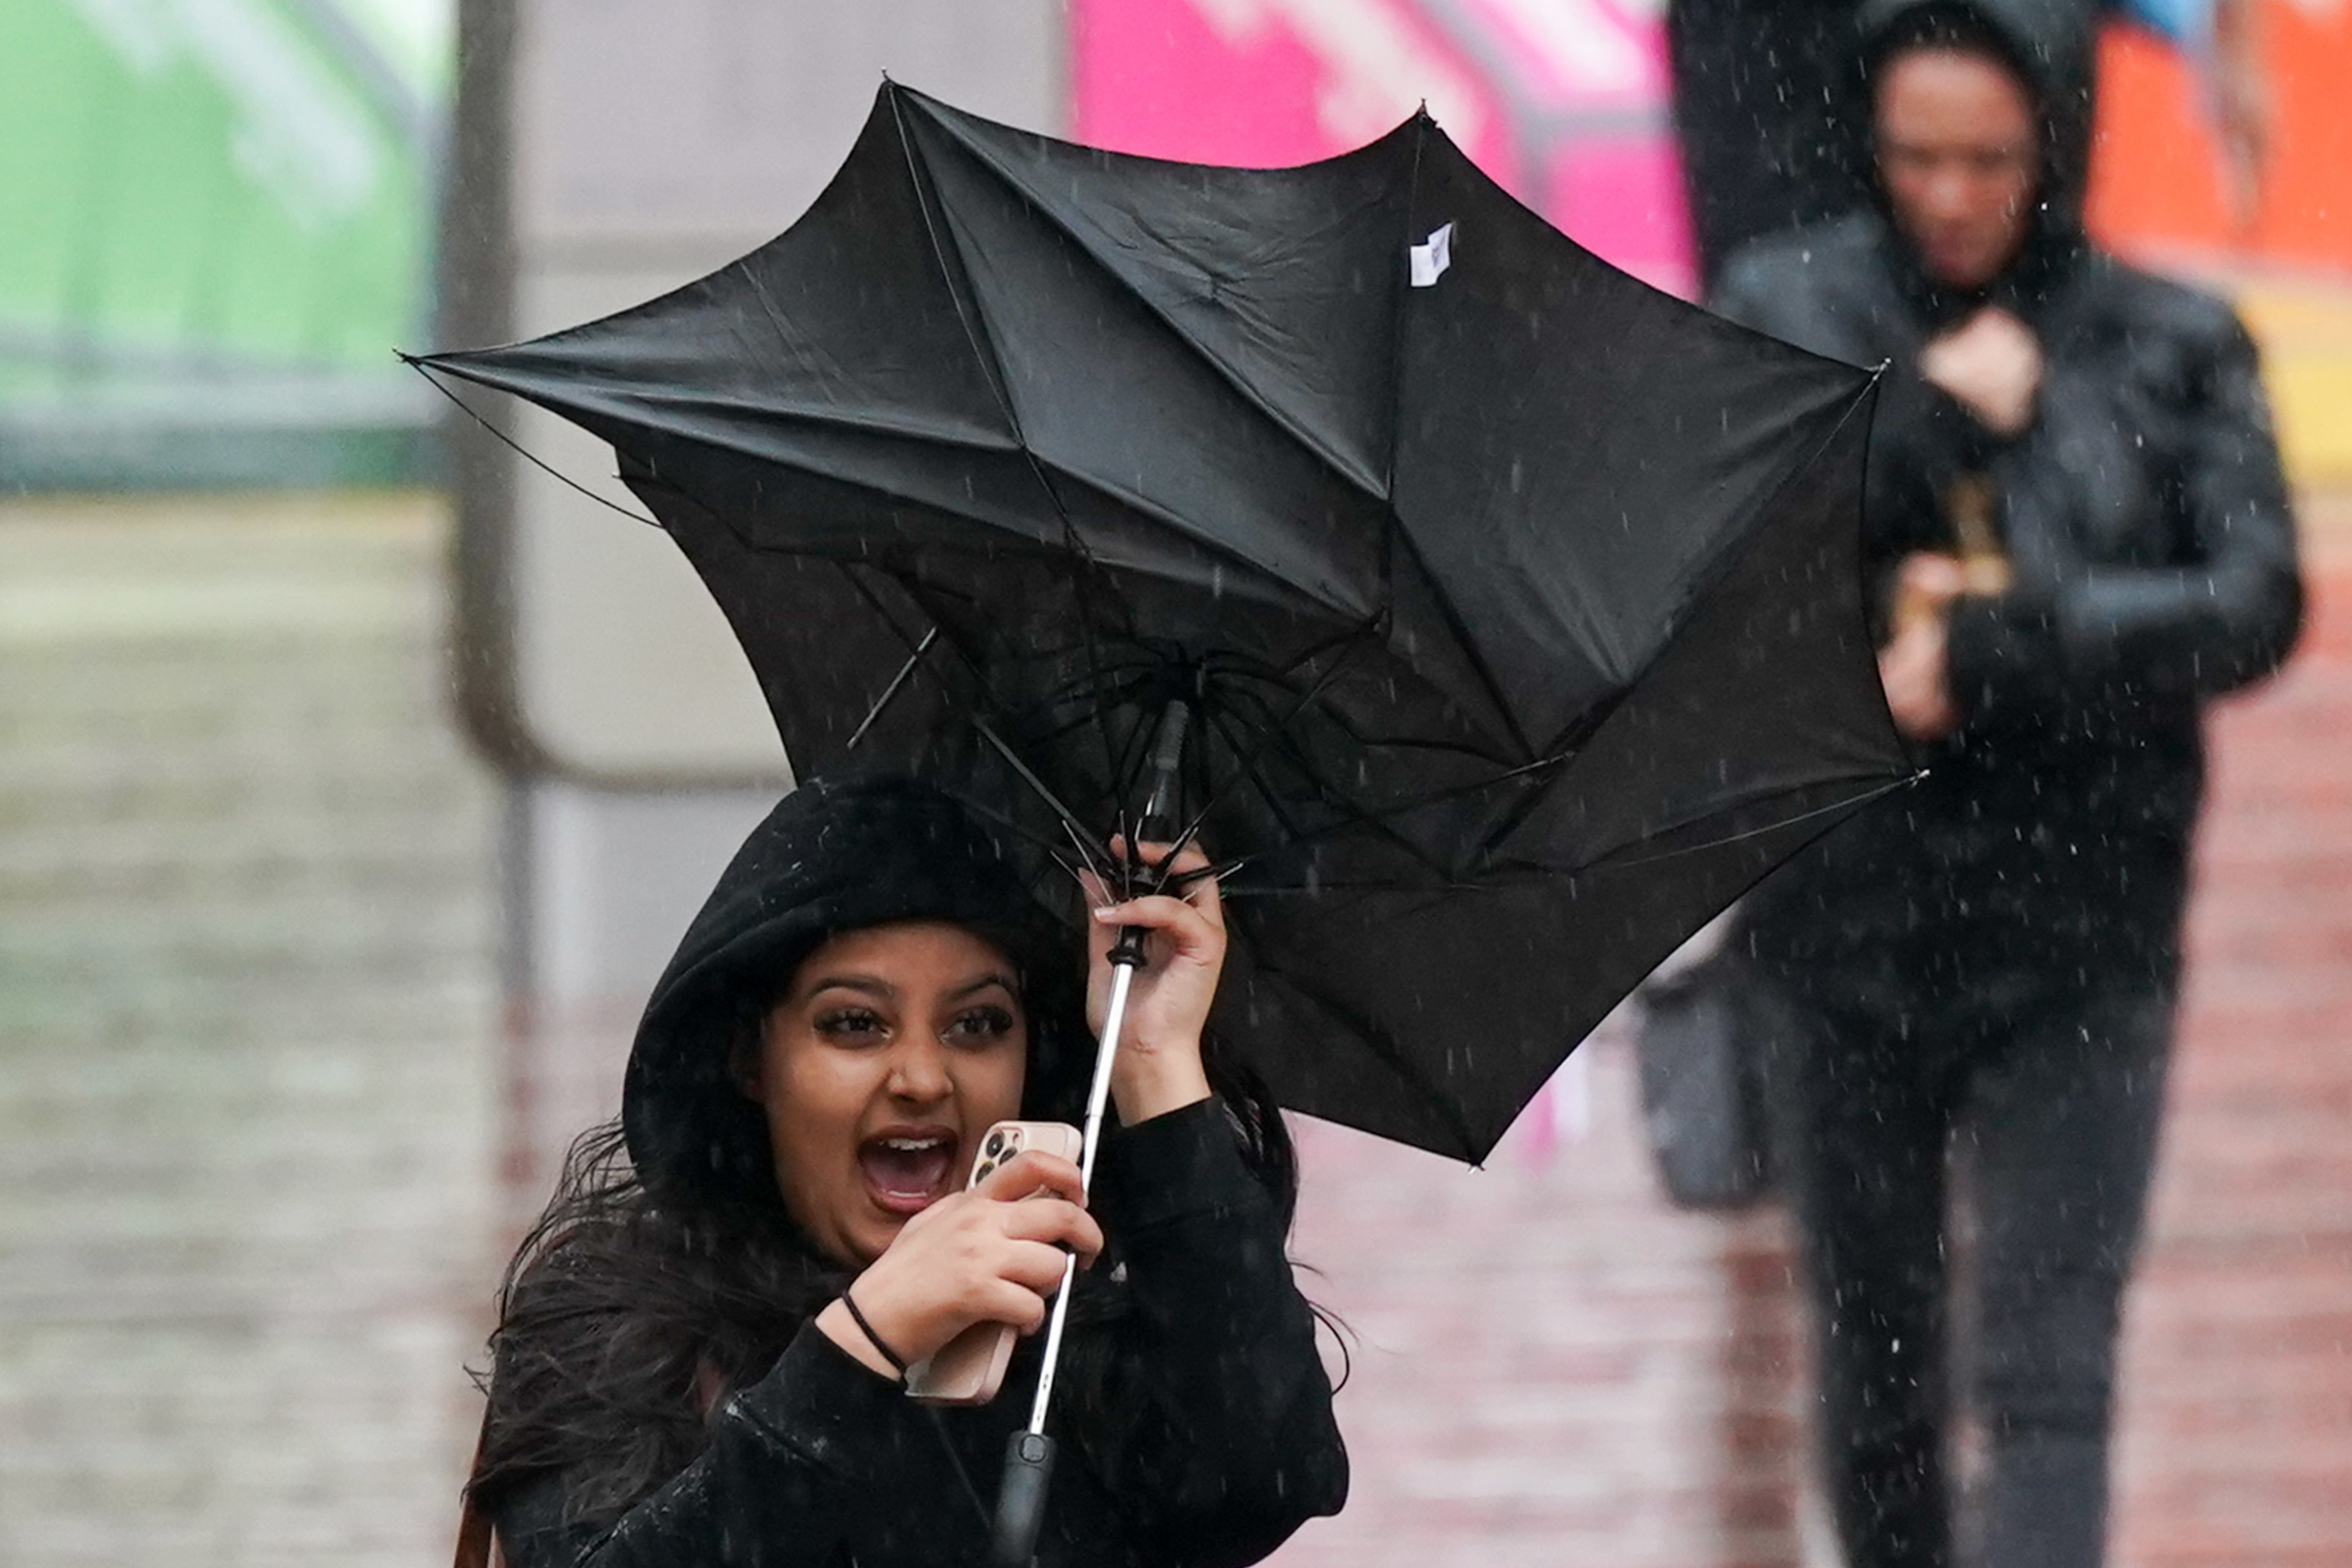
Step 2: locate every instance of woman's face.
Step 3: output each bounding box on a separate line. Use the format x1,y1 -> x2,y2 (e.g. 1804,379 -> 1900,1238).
1875,47 -> 2039,292
751,921 -> 1029,1266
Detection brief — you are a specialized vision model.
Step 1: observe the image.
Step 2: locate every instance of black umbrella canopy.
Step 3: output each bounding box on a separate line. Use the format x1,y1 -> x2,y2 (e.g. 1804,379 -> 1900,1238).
416,82 -> 1909,1163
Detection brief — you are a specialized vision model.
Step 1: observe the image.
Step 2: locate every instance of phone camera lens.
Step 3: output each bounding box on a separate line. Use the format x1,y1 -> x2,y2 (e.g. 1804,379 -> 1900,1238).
974,1160 -> 996,1183
985,1130 -> 1006,1157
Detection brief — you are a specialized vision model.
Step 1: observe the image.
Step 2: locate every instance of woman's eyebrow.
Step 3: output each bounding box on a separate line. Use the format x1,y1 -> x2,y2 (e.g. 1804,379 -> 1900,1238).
945,971 -> 1019,1002
802,974 -> 894,1001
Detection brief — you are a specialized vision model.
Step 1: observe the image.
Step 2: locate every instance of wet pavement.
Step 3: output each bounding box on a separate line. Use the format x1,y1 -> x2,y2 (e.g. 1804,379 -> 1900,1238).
1,489 -> 2345,1566
0,494 -> 501,1567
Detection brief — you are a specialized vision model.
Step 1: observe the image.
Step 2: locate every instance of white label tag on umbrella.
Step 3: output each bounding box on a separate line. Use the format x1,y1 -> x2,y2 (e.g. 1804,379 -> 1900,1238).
1409,222 -> 1453,287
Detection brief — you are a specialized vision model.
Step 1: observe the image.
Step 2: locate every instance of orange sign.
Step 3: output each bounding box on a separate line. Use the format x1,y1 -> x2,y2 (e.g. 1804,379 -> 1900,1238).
2088,4 -> 2352,269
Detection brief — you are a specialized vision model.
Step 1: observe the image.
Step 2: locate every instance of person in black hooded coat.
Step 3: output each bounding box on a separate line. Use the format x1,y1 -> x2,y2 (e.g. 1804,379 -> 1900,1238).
1708,1 -> 2300,1564
460,777 -> 1347,1568
1666,0 -> 2272,289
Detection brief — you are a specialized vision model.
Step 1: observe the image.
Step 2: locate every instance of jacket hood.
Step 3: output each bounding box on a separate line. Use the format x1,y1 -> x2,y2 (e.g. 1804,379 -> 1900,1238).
622,776 -> 1076,1209
1855,0 -> 2098,311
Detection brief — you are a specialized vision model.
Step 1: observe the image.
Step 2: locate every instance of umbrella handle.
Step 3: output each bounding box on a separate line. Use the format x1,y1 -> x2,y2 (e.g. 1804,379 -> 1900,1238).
1109,700 -> 1193,967
989,1431 -> 1056,1567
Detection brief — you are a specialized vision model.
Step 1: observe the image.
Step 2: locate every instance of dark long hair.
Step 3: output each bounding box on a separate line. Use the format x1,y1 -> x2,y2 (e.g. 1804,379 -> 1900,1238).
466,967 -> 1303,1533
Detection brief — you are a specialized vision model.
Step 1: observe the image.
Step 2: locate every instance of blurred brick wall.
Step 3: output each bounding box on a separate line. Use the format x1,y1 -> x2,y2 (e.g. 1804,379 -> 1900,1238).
0,494 -> 501,1568
2107,512 -> 2352,1568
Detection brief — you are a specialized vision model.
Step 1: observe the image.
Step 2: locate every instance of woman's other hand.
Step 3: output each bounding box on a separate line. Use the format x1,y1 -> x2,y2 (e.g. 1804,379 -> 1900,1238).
1083,839 -> 1221,1124
2210,0 -> 2271,231
1880,553 -> 1964,741
1920,307 -> 2042,437
818,1149 -> 1103,1379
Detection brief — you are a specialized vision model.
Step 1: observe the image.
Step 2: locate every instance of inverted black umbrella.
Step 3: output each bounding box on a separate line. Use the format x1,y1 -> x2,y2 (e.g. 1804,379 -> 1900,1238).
414,81 -> 1908,1560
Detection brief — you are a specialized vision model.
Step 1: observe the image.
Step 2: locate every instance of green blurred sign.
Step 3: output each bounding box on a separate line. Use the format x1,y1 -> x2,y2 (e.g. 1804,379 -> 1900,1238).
0,0 -> 450,489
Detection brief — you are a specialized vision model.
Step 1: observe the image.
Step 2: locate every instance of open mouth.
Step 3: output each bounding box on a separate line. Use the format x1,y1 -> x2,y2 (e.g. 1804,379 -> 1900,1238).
858,1131 -> 959,1216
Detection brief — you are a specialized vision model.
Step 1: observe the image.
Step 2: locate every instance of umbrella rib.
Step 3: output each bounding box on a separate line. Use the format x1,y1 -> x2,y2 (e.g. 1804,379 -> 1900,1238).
403,361 -> 663,528
1195,703 -> 1315,852
1156,621 -> 1383,875
1531,376 -> 1886,763
975,716 -> 1107,851
1370,114 -> 1559,765
971,717 -> 1117,879
1473,693 -> 1630,858
1482,378 -> 1896,862
593,382 -> 1032,456
829,563 -> 1048,760
901,101 -> 1419,631
892,92 -> 1408,622
418,352 -> 1065,552
888,85 -> 1131,798
906,92 -> 1400,506
1195,702 -> 1469,889
1025,463 -> 1377,621
946,792 -> 1110,895
1379,530 -> 1537,764
1195,729 -> 1591,887
1376,113 -> 1429,510
625,454 -> 1065,562
1570,770 -> 1922,874
843,625 -> 940,753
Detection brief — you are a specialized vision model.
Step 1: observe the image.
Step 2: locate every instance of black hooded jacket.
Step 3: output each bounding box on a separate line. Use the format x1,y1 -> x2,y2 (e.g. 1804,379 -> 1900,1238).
1709,0 -> 2301,998
483,780 -> 1347,1568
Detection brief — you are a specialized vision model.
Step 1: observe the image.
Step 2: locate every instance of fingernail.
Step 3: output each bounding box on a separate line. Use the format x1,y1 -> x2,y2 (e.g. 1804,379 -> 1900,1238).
1093,906 -> 1119,920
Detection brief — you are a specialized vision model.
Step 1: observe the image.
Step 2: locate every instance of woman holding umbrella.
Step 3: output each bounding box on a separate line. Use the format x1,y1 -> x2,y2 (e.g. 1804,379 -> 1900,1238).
458,777 -> 1346,1567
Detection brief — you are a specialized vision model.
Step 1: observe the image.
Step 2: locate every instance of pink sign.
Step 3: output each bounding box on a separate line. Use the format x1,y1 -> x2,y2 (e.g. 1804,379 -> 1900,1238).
1070,0 -> 1695,295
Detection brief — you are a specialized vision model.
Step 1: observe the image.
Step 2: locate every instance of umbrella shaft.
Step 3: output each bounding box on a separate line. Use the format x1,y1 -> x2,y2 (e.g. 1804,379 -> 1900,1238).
1137,700 -> 1192,841
1027,956 -> 1134,1434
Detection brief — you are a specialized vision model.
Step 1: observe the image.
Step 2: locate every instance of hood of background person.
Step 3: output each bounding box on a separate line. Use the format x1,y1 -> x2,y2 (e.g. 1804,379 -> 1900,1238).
1855,0 -> 2099,312
623,775 -> 1076,1210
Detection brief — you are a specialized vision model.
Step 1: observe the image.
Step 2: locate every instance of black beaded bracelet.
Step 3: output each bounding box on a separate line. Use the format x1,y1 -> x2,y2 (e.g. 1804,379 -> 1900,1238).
839,1292 -> 910,1380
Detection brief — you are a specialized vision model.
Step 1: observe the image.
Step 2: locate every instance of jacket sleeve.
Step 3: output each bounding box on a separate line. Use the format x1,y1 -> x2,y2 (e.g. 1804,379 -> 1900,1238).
491,1326 -> 926,1568
1086,1099 -> 1349,1568
1946,307 -> 2304,719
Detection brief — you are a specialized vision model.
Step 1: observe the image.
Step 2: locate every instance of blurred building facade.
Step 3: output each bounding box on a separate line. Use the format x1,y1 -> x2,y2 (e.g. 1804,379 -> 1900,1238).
0,0 -> 446,491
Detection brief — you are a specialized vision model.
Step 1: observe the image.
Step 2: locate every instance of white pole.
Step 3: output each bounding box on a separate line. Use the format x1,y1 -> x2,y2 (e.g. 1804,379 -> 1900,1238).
1025,957 -> 1133,1434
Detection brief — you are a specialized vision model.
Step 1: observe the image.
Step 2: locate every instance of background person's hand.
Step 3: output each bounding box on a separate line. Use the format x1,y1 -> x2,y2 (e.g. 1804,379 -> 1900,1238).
1083,838 -> 1220,1125
1919,307 -> 2043,437
2210,0 -> 2272,231
817,1149 -> 1103,1378
1880,553 -> 1965,741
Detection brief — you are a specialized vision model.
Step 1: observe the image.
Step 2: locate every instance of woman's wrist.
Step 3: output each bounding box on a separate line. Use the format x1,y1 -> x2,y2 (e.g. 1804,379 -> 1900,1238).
814,1298 -> 904,1382
1112,1043 -> 1212,1124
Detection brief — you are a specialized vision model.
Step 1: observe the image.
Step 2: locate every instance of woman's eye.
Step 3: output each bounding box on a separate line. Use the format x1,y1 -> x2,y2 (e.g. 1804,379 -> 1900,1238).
946,1006 -> 1018,1045
814,1007 -> 887,1042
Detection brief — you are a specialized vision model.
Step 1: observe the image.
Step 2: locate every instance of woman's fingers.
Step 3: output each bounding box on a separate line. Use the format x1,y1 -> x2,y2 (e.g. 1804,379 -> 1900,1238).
995,1235 -> 1086,1297
1091,891 -> 1223,957
1897,551 -> 1966,606
999,1196 -> 1104,1266
1104,837 -> 1223,918
971,1149 -> 1085,1205
977,1278 -> 1054,1336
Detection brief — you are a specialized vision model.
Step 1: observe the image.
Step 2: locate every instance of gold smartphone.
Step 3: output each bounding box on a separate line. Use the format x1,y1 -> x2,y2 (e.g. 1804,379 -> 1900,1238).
903,1120 -> 1086,1406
